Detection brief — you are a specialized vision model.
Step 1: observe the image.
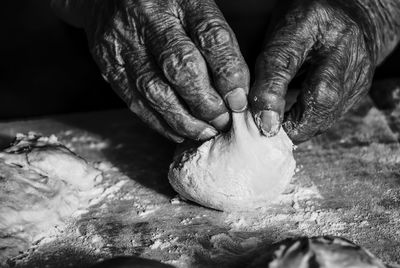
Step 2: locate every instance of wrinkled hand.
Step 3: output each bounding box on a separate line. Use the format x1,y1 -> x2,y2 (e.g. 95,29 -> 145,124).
69,0 -> 249,142
250,0 -> 378,144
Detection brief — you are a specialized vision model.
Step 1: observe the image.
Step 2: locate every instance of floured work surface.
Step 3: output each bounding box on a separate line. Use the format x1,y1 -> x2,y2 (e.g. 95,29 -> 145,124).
0,96 -> 399,268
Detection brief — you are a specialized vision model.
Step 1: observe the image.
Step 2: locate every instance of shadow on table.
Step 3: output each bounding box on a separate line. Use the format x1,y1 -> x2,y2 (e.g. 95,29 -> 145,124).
0,134 -> 15,150
56,109 -> 177,197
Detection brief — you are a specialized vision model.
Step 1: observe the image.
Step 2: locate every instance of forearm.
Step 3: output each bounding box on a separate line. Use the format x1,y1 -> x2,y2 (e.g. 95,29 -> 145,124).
333,0 -> 400,65
358,0 -> 400,65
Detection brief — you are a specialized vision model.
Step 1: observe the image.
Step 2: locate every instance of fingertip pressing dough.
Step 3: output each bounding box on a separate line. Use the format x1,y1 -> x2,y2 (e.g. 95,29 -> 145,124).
168,111 -> 296,212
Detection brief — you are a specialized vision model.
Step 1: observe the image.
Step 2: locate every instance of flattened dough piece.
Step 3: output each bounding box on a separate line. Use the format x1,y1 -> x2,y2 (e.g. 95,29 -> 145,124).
0,133 -> 102,263
168,111 -> 295,211
0,133 -> 102,190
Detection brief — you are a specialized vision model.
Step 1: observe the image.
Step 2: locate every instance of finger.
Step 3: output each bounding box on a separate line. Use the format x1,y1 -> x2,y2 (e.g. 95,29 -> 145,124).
106,66 -> 186,143
123,47 -> 220,141
90,39 -> 184,143
182,0 -> 250,112
283,49 -> 344,143
284,32 -> 374,144
140,10 -> 230,131
249,21 -> 315,136
129,90 -> 186,143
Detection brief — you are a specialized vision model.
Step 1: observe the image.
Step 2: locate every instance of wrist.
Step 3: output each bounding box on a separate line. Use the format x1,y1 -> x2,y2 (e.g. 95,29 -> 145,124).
327,0 -> 400,66
346,0 -> 400,65
358,0 -> 400,65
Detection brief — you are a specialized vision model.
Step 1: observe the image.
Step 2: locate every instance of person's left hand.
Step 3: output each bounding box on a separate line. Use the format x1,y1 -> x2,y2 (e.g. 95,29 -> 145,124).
249,0 -> 376,143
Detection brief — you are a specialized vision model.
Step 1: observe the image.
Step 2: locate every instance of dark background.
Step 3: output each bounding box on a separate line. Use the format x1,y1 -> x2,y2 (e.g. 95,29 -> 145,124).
1,0 -> 399,120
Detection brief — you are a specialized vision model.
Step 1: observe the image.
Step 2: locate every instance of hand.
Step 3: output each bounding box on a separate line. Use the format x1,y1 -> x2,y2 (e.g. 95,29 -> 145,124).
56,0 -> 250,142
249,0 -> 380,143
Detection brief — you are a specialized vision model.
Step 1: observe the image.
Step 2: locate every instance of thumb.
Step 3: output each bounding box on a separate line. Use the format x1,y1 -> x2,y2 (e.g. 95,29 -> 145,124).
250,22 -> 314,136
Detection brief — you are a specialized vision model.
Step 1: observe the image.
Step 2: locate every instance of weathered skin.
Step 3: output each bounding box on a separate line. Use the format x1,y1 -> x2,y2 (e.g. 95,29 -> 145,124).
250,0 -> 400,143
51,0 -> 250,143
51,0 -> 400,144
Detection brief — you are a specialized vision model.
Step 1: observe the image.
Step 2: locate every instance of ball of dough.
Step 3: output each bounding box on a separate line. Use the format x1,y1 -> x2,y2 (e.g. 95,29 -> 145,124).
168,111 -> 296,211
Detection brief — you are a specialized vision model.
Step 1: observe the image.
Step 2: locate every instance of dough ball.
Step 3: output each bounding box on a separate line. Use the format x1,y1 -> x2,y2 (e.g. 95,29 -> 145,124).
168,111 -> 295,211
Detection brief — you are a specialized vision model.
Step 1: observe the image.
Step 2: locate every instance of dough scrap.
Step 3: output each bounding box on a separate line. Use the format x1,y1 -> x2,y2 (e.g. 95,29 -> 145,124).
0,133 -> 102,263
168,111 -> 296,211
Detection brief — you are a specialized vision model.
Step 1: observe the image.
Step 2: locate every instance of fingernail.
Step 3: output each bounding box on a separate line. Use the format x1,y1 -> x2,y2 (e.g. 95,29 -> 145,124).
210,112 -> 230,131
225,88 -> 247,112
259,110 -> 280,136
198,127 -> 218,140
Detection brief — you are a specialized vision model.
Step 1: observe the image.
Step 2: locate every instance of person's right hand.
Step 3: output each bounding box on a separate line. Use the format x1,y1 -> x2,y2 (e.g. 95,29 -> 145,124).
52,0 -> 249,143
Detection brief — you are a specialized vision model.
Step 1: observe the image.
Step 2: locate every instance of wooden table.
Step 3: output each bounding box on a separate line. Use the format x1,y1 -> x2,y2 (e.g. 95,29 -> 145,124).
1,97 -> 400,268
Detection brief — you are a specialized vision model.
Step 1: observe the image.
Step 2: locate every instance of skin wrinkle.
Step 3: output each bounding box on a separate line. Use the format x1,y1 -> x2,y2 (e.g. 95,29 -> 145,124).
54,0 -> 249,138
332,0 -> 400,64
136,73 -> 172,109
212,57 -> 242,79
83,0 -> 249,139
140,4 -> 229,123
124,46 -> 214,140
161,46 -> 204,85
85,1 -> 188,142
181,0 -> 250,94
298,44 -> 360,134
249,0 -> 396,143
195,22 -> 233,53
159,46 -> 227,120
52,0 -> 400,143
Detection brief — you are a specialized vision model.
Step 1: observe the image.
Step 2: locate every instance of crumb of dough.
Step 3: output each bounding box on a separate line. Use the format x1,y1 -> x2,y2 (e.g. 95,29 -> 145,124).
168,112 -> 296,212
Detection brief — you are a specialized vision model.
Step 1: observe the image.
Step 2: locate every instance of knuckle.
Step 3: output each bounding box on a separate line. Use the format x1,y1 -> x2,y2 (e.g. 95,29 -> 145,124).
90,30 -> 126,80
136,73 -> 158,99
215,59 -> 249,82
136,73 -> 176,111
345,22 -> 361,36
109,67 -> 129,90
261,92 -> 286,111
193,99 -> 224,121
250,84 -> 285,111
261,44 -> 301,78
161,44 -> 205,85
195,19 -> 233,50
313,81 -> 341,110
91,41 -> 130,97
